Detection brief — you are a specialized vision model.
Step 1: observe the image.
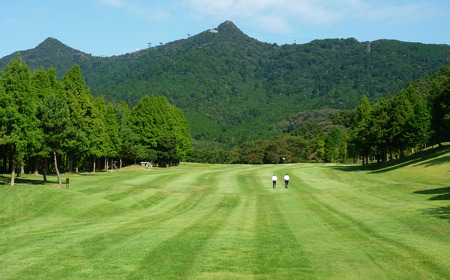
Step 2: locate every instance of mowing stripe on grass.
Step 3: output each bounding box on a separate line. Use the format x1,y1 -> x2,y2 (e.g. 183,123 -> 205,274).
297,165 -> 449,279
0,149 -> 449,279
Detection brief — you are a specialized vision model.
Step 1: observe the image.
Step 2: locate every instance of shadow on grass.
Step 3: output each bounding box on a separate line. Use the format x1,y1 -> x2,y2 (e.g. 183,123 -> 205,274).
415,186 -> 450,222
417,155 -> 450,167
0,175 -> 58,186
414,186 -> 450,201
421,206 -> 450,222
329,145 -> 449,174
77,173 -> 107,176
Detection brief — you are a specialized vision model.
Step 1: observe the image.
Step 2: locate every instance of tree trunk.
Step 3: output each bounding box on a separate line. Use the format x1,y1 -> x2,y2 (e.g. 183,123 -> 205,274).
54,151 -> 61,185
17,164 -> 22,178
10,156 -> 16,186
105,157 -> 108,172
75,157 -> 79,173
33,157 -> 39,175
93,155 -> 96,173
42,157 -> 48,184
68,156 -> 73,174
120,158 -> 122,169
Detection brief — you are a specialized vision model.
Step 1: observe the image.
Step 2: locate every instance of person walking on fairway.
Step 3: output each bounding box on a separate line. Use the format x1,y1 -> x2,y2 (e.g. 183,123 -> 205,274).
284,173 -> 290,189
272,174 -> 277,189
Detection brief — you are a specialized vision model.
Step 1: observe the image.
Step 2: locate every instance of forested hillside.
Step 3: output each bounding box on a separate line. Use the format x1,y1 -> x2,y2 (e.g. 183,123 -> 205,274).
1,21 -> 449,146
0,56 -> 192,185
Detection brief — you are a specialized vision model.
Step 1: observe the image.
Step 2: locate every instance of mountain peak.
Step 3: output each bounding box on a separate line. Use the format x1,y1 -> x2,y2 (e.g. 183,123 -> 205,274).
217,20 -> 242,34
37,37 -> 69,50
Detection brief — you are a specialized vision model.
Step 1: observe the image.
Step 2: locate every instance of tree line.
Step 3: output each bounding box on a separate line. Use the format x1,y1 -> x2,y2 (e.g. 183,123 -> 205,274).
0,54 -> 193,186
189,67 -> 449,164
348,67 -> 449,164
3,26 -> 449,149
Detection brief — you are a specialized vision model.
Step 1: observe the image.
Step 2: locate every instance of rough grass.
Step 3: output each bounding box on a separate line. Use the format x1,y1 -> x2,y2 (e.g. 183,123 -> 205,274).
0,147 -> 449,279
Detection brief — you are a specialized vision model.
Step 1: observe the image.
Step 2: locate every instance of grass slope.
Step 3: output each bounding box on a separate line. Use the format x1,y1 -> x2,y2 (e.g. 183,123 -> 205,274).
0,147 -> 449,279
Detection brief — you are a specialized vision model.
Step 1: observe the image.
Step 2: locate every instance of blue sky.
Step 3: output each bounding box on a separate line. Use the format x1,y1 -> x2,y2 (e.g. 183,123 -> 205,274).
1,0 -> 449,58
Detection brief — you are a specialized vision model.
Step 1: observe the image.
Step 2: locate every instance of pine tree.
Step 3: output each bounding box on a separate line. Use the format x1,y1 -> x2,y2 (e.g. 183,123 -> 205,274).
404,101 -> 433,159
349,96 -> 372,164
32,66 -> 58,181
0,54 -> 41,185
130,95 -> 192,166
325,128 -> 343,163
37,92 -> 71,184
105,103 -> 121,170
62,64 -> 93,172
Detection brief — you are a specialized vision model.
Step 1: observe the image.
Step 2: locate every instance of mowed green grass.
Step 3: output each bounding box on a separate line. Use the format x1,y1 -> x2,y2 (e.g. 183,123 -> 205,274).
0,148 -> 449,279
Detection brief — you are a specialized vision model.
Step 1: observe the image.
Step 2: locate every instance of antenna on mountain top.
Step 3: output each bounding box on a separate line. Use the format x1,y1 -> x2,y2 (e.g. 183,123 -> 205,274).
366,41 -> 371,53
187,34 -> 191,38
148,42 -> 152,48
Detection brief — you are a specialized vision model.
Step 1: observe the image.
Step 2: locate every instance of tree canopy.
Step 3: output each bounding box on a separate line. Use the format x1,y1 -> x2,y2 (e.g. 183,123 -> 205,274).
0,55 -> 193,185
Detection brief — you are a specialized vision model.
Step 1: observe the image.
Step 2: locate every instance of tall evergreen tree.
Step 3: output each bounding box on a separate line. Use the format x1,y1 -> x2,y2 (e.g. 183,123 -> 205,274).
113,101 -> 140,167
32,67 -> 57,180
389,86 -> 414,158
90,97 -> 108,172
62,64 -> 93,172
325,128 -> 343,163
36,92 -> 71,184
404,100 -> 433,159
429,77 -> 450,145
130,95 -> 192,166
0,54 -> 41,185
105,103 -> 121,170
349,96 -> 372,164
368,97 -> 391,163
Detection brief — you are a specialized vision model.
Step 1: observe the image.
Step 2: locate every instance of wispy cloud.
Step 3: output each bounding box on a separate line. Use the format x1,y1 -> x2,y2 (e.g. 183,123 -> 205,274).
186,0 -> 438,33
100,0 -> 126,8
99,0 -> 170,21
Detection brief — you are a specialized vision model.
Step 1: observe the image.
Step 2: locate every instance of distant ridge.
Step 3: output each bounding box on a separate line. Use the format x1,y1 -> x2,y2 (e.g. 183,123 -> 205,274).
1,21 -> 449,145
0,37 -> 94,79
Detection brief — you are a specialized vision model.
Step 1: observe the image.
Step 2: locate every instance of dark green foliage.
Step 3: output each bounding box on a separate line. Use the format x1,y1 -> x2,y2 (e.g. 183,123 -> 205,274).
404,101 -> 433,152
325,128 -> 343,163
156,136 -> 180,167
348,96 -> 372,163
1,22 -> 449,147
427,74 -> 450,144
1,24 -> 449,167
112,101 -> 141,165
348,67 -> 448,163
90,97 -> 109,171
63,64 -> 93,163
130,95 -> 193,166
0,54 -> 41,185
105,103 -> 121,160
1,56 -> 193,178
188,146 -> 238,164
36,92 -> 71,183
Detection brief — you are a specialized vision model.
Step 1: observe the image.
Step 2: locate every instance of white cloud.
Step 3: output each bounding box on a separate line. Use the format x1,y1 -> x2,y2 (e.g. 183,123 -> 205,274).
99,0 -> 170,21
186,0 -> 438,27
100,0 -> 127,8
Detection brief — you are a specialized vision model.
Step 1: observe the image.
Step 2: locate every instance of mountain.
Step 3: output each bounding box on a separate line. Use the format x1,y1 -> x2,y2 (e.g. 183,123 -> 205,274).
1,21 -> 450,146
0,37 -> 98,79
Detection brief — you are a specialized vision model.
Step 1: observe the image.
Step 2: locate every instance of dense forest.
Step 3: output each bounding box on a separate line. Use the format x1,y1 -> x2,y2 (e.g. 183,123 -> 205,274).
0,55 -> 192,186
1,21 -> 449,176
1,21 -> 449,147
190,67 -> 449,164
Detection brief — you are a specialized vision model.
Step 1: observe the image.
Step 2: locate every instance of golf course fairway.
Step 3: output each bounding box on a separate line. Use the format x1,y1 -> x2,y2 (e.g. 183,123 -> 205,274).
0,147 -> 449,279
